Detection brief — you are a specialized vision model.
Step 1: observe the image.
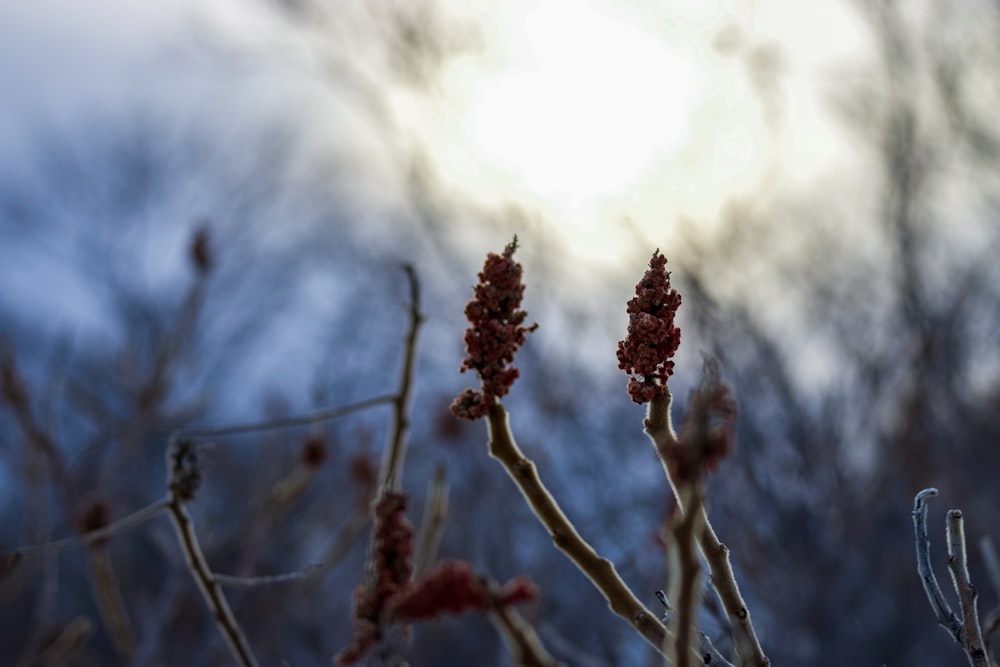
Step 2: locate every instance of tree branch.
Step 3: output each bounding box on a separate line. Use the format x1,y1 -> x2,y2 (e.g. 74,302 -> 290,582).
378,264 -> 424,493
947,509 -> 989,666
645,391 -> 769,667
485,402 -> 670,656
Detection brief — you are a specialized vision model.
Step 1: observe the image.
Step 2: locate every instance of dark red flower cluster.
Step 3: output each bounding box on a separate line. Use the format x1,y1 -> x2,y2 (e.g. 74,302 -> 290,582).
337,495 -> 538,664
672,359 -> 739,483
389,560 -> 537,621
617,250 -> 682,404
452,239 -> 537,420
336,492 -> 414,665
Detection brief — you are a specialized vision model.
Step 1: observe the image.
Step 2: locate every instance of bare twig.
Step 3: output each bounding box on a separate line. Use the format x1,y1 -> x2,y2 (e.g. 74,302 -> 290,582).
485,402 -> 671,656
4,498 -> 169,564
413,464 -> 449,578
179,393 -> 396,440
645,391 -> 769,667
947,510 -> 989,666
913,489 -> 988,666
165,439 -> 259,667
913,489 -> 963,638
378,264 -> 424,493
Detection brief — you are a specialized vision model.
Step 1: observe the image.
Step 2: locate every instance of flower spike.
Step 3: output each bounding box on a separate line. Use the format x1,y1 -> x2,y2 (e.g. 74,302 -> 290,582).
452,238 -> 537,420
617,250 -> 682,404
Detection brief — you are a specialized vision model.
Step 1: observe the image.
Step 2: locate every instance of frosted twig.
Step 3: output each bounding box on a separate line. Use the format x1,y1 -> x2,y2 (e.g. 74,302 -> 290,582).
485,402 -> 670,656
947,510 -> 988,666
645,390 -> 769,667
913,489 -> 988,666
913,489 -> 963,638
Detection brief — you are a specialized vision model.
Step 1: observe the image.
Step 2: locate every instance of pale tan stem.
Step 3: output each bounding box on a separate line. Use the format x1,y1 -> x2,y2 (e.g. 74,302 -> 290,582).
485,402 -> 670,656
645,391 -> 770,667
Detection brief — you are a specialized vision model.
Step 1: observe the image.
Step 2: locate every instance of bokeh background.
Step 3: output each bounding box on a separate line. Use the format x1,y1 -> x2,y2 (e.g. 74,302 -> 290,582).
2,0 -> 999,665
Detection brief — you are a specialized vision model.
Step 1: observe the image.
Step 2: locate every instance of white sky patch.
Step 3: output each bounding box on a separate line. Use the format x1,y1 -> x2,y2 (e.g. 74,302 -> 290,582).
388,0 -> 872,271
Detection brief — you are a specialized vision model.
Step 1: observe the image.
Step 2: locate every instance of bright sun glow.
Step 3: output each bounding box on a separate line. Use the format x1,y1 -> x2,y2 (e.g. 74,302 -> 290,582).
387,0 -> 866,270
460,0 -> 700,200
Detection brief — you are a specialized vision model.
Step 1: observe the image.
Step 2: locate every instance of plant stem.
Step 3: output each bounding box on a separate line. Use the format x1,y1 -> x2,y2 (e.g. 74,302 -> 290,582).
485,402 -> 670,656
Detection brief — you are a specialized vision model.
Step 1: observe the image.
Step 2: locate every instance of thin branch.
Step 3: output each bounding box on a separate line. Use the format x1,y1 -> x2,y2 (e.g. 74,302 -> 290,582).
913,489 -> 963,640
178,393 -> 396,440
913,489 -> 992,666
668,485 -> 706,667
657,591 -> 736,667
413,464 -> 449,578
645,391 -> 769,667
4,498 -> 170,564
165,439 -> 259,667
214,563 -> 324,588
378,264 -> 424,492
947,510 -> 989,666
485,402 -> 671,656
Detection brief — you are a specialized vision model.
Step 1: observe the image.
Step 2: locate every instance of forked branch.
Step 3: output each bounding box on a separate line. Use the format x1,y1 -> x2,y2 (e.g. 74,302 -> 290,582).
913,488 -> 988,666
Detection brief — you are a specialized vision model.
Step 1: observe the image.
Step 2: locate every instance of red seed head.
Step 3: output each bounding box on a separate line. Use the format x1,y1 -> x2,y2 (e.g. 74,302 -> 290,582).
617,250 -> 682,404
451,238 -> 537,420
